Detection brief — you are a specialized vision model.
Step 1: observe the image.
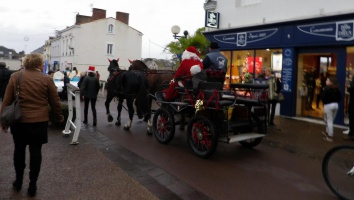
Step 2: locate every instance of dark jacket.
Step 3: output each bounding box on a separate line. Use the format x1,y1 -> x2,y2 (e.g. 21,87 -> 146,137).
80,73 -> 100,98
322,86 -> 341,105
203,49 -> 228,72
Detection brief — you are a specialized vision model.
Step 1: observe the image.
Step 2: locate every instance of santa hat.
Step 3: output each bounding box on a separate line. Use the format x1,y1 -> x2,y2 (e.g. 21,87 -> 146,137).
87,66 -> 95,73
182,46 -> 200,61
185,46 -> 200,57
190,65 -> 201,75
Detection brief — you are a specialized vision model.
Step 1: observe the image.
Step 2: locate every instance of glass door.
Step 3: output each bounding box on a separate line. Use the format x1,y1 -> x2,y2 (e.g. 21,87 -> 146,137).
297,53 -> 337,119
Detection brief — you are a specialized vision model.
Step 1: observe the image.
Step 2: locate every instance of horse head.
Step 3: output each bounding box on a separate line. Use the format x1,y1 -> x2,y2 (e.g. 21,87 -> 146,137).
128,59 -> 149,71
108,58 -> 120,73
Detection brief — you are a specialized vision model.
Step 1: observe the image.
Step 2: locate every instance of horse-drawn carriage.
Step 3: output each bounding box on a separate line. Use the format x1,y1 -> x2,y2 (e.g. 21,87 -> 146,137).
105,59 -> 270,159
152,75 -> 269,159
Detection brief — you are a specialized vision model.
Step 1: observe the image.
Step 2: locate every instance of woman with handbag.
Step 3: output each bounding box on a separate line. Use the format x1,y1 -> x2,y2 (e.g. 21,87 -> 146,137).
0,53 -> 64,197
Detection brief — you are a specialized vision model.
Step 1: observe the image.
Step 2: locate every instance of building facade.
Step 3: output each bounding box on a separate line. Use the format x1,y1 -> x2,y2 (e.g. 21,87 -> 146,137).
49,8 -> 143,80
203,0 -> 354,125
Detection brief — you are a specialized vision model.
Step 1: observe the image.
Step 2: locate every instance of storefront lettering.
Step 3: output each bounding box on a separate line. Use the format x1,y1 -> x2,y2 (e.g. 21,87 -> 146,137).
248,32 -> 267,39
223,36 -> 235,41
310,26 -> 333,33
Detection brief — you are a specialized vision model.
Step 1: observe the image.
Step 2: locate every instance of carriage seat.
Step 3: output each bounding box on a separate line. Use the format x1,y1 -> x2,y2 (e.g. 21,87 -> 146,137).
197,82 -> 234,108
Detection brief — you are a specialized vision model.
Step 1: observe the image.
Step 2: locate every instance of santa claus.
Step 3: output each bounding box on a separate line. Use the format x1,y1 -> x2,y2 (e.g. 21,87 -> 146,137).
163,46 -> 203,100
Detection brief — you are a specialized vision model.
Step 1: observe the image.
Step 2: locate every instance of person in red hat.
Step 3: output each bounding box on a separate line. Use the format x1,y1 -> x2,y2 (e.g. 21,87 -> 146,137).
80,66 -> 100,126
163,46 -> 203,101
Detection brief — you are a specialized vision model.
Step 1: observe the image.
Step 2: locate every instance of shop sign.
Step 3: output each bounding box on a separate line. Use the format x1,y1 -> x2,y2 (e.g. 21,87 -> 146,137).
213,28 -> 278,47
205,11 -> 219,28
297,20 -> 354,41
281,48 -> 294,93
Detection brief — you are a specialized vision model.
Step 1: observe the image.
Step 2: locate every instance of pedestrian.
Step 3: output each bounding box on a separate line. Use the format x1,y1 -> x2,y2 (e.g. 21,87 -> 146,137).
321,76 -> 342,142
78,71 -> 87,89
264,67 -> 281,126
61,71 -> 70,101
344,70 -> 354,140
69,67 -> 79,80
0,53 -> 64,197
315,73 -> 323,109
80,66 -> 100,126
96,71 -> 100,80
0,62 -> 12,100
163,46 -> 203,101
47,70 -> 55,78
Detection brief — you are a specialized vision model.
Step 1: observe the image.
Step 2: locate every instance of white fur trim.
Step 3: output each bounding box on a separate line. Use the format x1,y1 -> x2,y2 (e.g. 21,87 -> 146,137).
182,50 -> 199,61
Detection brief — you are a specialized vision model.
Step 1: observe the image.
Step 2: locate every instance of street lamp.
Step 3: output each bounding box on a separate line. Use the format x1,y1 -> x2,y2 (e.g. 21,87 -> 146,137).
171,25 -> 188,40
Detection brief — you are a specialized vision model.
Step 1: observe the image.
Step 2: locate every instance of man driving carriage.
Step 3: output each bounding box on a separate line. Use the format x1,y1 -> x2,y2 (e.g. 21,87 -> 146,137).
163,46 -> 204,101
203,41 -> 228,84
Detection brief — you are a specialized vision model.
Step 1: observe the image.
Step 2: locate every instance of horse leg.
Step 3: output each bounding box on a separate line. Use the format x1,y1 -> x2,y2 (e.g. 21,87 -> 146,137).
123,97 -> 134,130
135,99 -> 143,119
146,117 -> 152,135
115,98 -> 123,126
105,94 -> 114,122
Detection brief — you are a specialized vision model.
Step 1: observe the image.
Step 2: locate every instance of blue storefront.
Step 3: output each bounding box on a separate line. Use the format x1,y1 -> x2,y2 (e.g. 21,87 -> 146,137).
203,13 -> 354,125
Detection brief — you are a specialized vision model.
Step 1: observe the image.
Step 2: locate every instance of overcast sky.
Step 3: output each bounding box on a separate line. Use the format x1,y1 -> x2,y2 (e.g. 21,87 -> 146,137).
0,0 -> 205,59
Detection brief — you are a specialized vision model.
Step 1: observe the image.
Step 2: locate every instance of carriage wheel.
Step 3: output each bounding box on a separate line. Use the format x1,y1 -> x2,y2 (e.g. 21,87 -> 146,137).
187,115 -> 218,159
238,114 -> 264,148
153,108 -> 175,144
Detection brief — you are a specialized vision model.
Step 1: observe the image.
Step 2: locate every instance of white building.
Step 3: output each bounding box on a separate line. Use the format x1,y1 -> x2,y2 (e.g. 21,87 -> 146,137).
49,8 -> 143,80
203,0 -> 354,125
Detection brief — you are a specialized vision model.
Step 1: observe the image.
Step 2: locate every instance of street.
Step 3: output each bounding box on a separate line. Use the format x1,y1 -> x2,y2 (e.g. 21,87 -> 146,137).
90,96 -> 337,200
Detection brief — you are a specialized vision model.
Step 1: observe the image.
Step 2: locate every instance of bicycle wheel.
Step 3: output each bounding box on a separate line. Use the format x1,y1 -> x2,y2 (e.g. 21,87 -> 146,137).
322,145 -> 354,200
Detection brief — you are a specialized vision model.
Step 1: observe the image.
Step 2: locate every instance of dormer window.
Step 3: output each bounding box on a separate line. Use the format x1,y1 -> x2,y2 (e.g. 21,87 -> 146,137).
108,24 -> 114,33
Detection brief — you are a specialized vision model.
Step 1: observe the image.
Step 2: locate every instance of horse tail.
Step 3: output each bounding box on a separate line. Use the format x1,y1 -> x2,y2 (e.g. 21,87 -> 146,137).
137,73 -> 150,116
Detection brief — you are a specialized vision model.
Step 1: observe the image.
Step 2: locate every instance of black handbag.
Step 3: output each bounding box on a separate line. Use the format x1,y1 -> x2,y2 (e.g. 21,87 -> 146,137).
1,72 -> 22,126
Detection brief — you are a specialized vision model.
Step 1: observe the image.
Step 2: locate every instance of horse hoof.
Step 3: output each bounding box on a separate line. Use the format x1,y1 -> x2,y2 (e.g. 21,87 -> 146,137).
138,114 -> 143,119
146,131 -> 152,136
123,126 -> 130,130
115,121 -> 121,126
108,116 -> 113,122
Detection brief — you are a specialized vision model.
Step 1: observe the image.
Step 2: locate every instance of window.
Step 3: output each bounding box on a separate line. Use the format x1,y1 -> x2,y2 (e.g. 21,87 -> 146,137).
108,24 -> 114,33
107,44 -> 113,55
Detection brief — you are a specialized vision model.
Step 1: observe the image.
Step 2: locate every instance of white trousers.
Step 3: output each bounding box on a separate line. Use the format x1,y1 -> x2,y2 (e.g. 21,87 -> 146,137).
324,102 -> 338,137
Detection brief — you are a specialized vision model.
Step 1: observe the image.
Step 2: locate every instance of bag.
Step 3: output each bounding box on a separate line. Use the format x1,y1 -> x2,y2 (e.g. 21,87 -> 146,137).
275,92 -> 285,102
0,97 -> 21,126
0,72 -> 22,127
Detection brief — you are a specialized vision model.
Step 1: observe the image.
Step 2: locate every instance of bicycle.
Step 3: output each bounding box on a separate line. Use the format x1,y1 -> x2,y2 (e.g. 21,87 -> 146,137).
322,145 -> 354,200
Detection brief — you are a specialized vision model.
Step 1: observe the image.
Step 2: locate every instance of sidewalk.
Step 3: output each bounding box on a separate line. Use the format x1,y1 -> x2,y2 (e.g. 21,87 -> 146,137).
0,126 -> 159,200
264,116 -> 353,161
0,113 -> 353,199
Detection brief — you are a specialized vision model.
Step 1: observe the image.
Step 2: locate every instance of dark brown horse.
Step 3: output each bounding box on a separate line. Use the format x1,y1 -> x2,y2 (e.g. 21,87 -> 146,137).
128,59 -> 175,98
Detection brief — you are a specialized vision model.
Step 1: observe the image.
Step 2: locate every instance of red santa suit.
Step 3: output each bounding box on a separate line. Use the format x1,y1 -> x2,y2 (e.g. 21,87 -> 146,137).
163,46 -> 203,100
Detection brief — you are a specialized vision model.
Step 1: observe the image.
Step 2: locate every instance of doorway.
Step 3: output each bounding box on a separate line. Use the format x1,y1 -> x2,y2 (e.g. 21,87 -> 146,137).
296,53 -> 337,119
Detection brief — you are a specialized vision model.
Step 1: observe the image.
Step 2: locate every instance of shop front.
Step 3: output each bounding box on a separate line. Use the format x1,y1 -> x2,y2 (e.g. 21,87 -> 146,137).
203,13 -> 354,125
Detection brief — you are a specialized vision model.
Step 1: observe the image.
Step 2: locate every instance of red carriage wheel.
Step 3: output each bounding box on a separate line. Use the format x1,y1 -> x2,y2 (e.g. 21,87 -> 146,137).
187,115 -> 218,159
152,108 -> 175,144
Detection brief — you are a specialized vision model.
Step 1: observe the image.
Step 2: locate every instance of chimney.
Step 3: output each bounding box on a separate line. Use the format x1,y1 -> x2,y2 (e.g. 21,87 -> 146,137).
75,14 -> 92,25
116,11 -> 129,25
92,8 -> 106,21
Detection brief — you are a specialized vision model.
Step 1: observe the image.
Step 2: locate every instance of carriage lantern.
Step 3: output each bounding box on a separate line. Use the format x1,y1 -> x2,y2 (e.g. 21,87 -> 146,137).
171,25 -> 188,40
